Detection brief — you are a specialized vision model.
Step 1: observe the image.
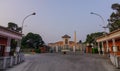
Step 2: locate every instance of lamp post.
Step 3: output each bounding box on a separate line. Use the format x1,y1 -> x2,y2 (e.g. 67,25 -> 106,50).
21,12 -> 36,34
90,12 -> 108,31
90,12 -> 108,55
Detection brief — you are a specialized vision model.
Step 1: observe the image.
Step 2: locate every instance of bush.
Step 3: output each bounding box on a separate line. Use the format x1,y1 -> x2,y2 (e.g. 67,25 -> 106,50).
35,49 -> 41,53
92,48 -> 98,54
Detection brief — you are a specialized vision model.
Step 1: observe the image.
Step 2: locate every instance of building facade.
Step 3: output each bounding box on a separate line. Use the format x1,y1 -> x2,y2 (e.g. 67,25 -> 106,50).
0,25 -> 24,69
48,33 -> 82,52
0,25 -> 22,56
96,29 -> 120,55
96,29 -> 120,68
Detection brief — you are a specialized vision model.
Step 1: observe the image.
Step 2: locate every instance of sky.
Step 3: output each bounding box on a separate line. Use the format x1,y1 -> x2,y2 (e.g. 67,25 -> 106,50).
0,0 -> 120,44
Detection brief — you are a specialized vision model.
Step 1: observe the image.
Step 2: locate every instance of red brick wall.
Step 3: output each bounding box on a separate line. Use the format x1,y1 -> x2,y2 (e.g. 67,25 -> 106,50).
103,39 -> 120,55
86,46 -> 92,53
0,37 -> 7,46
115,39 -> 120,51
108,41 -> 113,53
0,37 -> 7,56
103,40 -> 113,53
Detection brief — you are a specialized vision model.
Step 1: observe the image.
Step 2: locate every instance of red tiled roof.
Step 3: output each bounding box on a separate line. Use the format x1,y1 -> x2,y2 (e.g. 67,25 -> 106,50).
55,41 -> 63,45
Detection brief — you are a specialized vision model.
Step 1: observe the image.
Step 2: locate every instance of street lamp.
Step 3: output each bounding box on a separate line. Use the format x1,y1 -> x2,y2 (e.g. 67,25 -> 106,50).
90,12 -> 108,31
21,12 -> 36,34
90,12 -> 108,55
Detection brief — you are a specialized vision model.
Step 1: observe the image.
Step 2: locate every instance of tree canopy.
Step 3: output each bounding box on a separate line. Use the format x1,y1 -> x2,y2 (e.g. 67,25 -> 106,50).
85,32 -> 104,45
7,22 -> 22,33
21,32 -> 44,49
7,22 -> 22,51
108,3 -> 120,32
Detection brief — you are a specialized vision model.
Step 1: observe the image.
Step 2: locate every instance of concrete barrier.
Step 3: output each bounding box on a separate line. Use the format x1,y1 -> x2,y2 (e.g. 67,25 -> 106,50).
0,53 -> 25,70
110,54 -> 120,68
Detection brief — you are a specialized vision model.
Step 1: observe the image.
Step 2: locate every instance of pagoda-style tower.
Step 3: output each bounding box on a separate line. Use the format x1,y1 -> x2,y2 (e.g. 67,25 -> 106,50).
62,34 -> 71,49
74,31 -> 77,45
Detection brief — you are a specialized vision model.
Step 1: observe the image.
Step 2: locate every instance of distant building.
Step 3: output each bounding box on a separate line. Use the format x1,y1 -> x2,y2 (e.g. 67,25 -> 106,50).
48,32 -> 82,51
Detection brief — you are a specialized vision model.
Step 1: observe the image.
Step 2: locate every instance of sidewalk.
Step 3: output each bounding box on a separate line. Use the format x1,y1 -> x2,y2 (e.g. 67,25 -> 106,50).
86,53 -> 120,71
6,61 -> 28,71
5,53 -> 34,71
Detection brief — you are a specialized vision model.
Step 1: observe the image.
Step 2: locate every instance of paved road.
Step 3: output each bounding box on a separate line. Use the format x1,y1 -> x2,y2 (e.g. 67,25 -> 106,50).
6,52 -> 119,71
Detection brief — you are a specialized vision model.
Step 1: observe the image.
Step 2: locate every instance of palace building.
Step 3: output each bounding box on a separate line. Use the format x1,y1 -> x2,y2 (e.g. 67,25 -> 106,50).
48,32 -> 82,51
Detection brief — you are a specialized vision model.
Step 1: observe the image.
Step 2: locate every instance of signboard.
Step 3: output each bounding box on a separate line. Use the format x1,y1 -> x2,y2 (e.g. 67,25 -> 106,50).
16,47 -> 20,52
113,46 -> 118,52
5,46 -> 10,52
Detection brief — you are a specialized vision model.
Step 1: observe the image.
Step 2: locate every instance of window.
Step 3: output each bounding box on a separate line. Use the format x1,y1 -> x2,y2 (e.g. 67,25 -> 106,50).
65,39 -> 68,44
0,45 -> 5,56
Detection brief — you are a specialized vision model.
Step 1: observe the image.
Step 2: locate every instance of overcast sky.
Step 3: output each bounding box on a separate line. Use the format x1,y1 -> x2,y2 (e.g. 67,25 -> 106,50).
0,0 -> 119,44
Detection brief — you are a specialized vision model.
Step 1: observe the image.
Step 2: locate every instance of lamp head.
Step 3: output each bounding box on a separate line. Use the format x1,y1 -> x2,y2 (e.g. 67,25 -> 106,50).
32,12 -> 36,15
90,12 -> 94,14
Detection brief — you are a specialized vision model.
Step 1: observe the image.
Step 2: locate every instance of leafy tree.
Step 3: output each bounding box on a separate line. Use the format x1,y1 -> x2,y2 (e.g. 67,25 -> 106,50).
85,32 -> 104,45
78,40 -> 82,43
7,22 -> 22,53
21,32 -> 44,49
108,3 -> 120,32
10,39 -> 17,50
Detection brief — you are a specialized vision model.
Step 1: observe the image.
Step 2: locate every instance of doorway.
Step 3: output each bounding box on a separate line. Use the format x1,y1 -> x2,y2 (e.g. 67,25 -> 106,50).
0,45 -> 5,56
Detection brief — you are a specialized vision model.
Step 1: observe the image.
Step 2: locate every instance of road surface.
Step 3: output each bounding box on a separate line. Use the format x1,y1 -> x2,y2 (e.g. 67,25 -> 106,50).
6,52 -> 119,71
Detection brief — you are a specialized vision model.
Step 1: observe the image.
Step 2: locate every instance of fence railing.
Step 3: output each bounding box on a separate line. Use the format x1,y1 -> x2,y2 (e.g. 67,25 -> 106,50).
110,54 -> 120,68
0,53 -> 25,70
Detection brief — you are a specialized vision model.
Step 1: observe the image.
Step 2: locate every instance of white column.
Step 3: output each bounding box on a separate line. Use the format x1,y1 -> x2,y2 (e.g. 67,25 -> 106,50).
106,40 -> 109,52
112,39 -> 117,52
5,37 -> 11,53
112,39 -> 116,47
10,56 -> 13,67
73,46 -> 76,52
101,42 -> 104,55
98,42 -> 100,55
16,39 -> 21,53
3,57 -> 7,69
56,46 -> 58,52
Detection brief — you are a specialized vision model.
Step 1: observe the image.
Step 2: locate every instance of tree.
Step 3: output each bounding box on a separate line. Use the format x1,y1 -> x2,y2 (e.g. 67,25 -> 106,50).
78,40 -> 82,43
7,22 -> 22,53
21,32 -> 44,49
108,3 -> 120,32
85,32 -> 104,45
7,22 -> 22,32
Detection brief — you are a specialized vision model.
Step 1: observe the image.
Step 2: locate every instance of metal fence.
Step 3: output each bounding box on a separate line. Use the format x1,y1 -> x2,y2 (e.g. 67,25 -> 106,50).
110,54 -> 120,68
0,53 -> 25,70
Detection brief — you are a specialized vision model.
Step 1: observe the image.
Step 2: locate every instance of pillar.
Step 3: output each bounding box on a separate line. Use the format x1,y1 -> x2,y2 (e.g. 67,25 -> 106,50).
102,42 -> 104,55
16,39 -> 21,53
112,39 -> 117,53
15,39 -> 21,64
112,39 -> 116,46
106,40 -> 109,52
73,46 -> 76,52
56,46 -> 58,52
74,31 -> 76,44
98,42 -> 101,55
